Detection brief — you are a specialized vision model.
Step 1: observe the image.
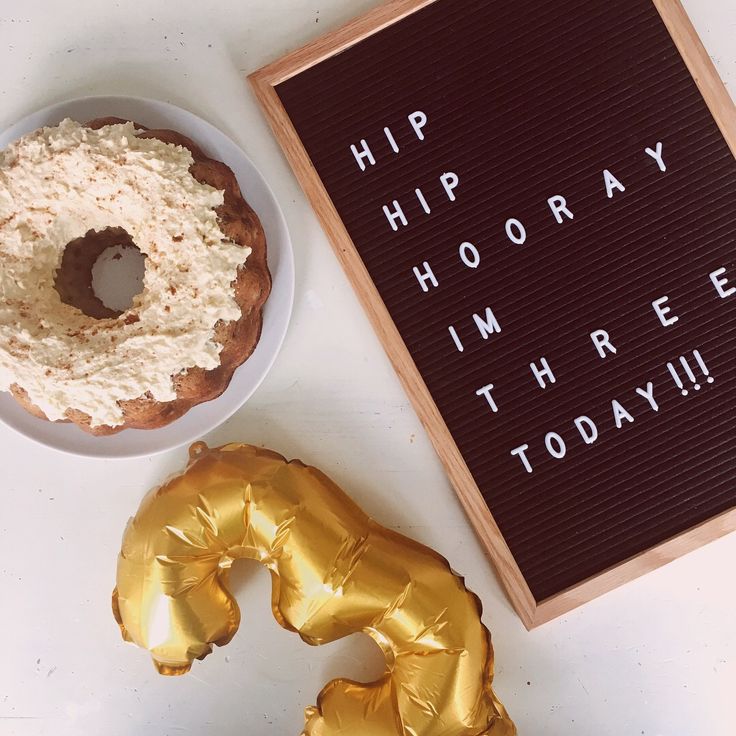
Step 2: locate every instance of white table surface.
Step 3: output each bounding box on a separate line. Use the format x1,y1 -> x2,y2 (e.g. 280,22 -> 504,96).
0,1 -> 734,735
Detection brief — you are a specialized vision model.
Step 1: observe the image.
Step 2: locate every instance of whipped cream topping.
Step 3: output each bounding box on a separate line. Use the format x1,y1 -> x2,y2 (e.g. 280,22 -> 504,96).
0,119 -> 251,427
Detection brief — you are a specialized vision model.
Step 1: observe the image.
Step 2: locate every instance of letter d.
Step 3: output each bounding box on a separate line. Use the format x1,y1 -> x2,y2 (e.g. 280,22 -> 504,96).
574,416 -> 598,445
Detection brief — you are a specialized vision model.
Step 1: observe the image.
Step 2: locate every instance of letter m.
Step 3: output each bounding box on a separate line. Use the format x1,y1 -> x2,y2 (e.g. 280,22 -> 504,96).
473,307 -> 501,340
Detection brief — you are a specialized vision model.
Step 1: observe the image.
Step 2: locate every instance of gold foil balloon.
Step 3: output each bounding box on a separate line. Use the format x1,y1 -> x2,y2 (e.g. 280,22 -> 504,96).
113,442 -> 516,736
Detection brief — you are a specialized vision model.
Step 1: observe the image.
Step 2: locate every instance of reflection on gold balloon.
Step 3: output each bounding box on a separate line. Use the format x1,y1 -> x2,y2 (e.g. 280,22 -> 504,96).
113,442 -> 516,735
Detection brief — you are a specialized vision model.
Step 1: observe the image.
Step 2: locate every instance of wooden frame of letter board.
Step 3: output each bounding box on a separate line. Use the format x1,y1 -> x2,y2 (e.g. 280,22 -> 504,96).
250,0 -> 736,628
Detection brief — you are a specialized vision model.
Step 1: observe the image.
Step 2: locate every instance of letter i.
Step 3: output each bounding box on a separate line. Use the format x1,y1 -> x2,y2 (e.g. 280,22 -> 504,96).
449,326 -> 464,352
415,188 -> 431,214
384,127 -> 400,154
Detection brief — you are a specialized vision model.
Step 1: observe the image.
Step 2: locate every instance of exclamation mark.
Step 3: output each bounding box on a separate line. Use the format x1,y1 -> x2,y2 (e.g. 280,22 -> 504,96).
680,355 -> 700,391
693,350 -> 715,385
667,362 -> 688,395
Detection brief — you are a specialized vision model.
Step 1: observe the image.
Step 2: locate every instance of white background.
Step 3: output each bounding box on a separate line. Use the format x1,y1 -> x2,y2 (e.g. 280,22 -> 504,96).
1,1 -> 734,734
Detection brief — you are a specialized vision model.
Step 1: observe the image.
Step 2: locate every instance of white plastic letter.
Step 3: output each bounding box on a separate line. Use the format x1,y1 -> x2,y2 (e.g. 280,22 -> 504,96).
415,188 -> 431,214
459,242 -> 481,269
384,127 -> 399,154
710,267 -> 736,299
603,169 -> 626,199
408,111 -> 428,141
383,200 -> 408,232
652,296 -> 679,327
505,218 -> 527,245
448,326 -> 464,353
530,357 -> 556,389
574,416 -> 599,445
635,382 -> 659,412
545,432 -> 567,460
413,262 -> 438,293
476,384 -> 499,414
350,139 -> 376,172
645,142 -> 666,172
441,172 -> 460,202
548,195 -> 574,224
511,444 -> 533,474
590,329 -> 617,359
612,400 -> 635,429
473,308 -> 501,340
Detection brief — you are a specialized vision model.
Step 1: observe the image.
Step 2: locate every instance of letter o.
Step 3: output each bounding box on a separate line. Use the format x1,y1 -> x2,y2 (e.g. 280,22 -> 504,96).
459,242 -> 481,269
545,432 -> 567,460
505,218 -> 527,245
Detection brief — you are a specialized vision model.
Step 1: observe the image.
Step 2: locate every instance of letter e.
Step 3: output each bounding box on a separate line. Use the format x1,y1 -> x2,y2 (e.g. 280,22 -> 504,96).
710,267 -> 735,299
652,296 -> 679,327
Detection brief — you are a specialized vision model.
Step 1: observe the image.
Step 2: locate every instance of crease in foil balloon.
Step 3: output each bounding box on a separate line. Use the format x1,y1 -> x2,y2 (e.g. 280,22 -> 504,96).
113,442 -> 516,735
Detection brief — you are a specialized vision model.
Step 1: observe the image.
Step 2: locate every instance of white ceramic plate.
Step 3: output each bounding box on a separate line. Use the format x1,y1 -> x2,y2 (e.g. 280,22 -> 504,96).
0,96 -> 294,459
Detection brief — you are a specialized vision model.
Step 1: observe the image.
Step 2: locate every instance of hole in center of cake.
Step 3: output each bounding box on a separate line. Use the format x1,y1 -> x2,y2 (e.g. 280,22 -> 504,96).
54,227 -> 147,319
91,243 -> 146,313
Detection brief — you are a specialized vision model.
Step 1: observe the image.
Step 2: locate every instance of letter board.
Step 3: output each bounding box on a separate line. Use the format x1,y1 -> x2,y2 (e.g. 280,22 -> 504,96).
250,0 -> 736,627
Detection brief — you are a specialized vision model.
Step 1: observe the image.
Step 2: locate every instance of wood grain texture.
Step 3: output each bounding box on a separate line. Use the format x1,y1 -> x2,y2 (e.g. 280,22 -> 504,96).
253,0 -> 436,84
250,0 -> 736,629
653,0 -> 736,157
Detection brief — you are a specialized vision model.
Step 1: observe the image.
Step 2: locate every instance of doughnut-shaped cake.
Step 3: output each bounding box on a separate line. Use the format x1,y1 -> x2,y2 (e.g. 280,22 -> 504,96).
0,117 -> 270,434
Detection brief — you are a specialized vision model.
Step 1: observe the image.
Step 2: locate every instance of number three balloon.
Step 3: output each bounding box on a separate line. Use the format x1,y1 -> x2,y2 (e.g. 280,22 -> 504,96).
113,443 -> 516,735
